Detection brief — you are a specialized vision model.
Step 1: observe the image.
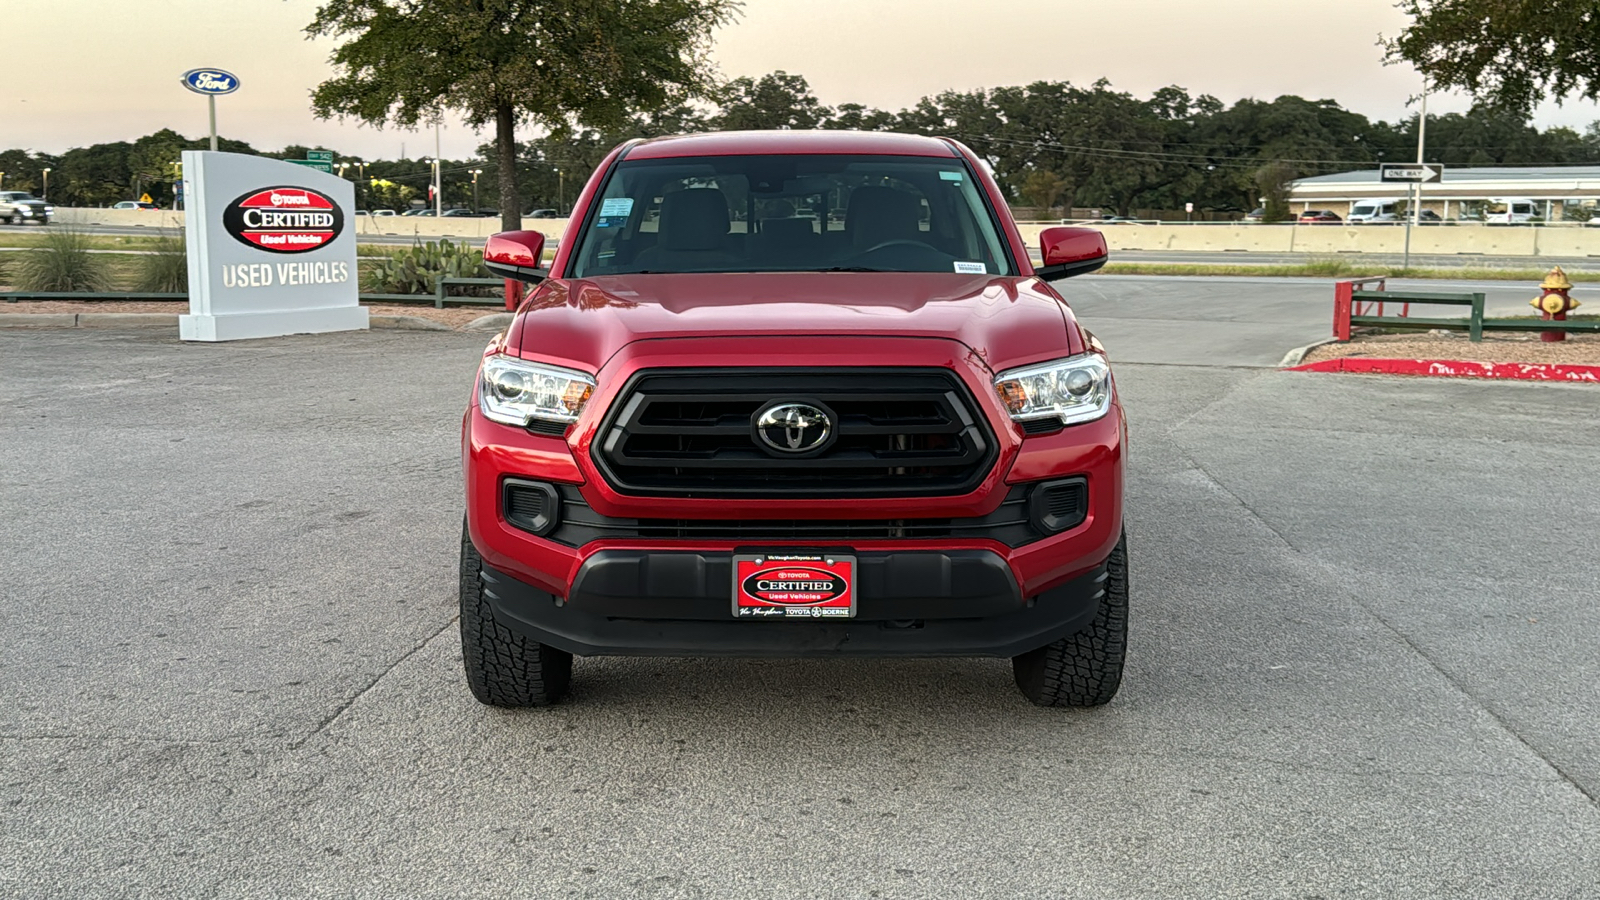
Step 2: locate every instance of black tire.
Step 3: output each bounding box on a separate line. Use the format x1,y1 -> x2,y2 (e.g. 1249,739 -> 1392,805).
1012,533 -> 1129,707
459,523 -> 572,707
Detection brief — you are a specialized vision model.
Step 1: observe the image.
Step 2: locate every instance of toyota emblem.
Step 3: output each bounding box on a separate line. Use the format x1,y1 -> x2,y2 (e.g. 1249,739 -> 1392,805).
754,402 -> 834,455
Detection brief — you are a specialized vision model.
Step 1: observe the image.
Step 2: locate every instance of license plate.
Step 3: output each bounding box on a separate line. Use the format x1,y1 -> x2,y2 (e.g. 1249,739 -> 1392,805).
733,552 -> 855,620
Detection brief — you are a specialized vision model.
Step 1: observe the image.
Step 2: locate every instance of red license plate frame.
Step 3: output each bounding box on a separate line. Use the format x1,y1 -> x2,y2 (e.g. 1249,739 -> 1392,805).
733,552 -> 856,620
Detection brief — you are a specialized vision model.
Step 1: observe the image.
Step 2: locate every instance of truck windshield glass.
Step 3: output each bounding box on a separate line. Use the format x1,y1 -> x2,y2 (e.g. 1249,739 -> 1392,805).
570,154 -> 1013,277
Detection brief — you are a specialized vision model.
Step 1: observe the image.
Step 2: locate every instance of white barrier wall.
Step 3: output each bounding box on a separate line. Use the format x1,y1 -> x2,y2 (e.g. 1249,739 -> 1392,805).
54,207 -> 571,242
49,208 -> 1600,258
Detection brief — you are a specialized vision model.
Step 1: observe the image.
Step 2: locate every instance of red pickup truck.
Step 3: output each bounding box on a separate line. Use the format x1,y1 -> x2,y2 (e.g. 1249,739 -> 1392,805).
461,131 -> 1126,708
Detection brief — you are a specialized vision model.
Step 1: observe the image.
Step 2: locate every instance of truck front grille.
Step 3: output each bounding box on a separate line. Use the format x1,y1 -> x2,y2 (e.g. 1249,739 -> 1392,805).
593,368 -> 997,498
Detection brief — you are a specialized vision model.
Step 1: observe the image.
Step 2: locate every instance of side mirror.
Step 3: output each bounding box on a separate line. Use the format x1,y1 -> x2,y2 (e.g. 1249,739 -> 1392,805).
483,230 -> 548,283
1035,226 -> 1108,281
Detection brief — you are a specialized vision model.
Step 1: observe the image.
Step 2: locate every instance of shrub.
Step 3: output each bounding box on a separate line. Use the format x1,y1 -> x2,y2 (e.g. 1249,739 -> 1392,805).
131,233 -> 188,293
11,227 -> 112,292
363,239 -> 490,294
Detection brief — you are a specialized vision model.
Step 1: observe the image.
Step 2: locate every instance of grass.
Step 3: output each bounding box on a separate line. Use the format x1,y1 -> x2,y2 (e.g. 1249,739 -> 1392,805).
1099,259 -> 1600,281
130,233 -> 188,293
7,228 -> 113,291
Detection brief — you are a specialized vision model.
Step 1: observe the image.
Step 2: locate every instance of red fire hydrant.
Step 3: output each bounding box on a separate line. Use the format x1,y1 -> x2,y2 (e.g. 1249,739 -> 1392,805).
1530,266 -> 1579,342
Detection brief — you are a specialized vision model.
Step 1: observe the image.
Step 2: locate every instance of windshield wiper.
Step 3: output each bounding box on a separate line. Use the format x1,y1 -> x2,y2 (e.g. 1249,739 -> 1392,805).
811,266 -> 892,273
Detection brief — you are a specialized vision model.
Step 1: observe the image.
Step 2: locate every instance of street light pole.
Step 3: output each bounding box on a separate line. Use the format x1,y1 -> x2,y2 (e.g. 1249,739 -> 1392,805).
434,121 -> 442,216
470,169 -> 482,214
42,167 -> 51,201
1403,85 -> 1428,271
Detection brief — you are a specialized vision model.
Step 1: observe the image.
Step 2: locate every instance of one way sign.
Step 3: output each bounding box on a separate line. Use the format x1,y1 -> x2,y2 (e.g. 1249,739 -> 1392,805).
1380,163 -> 1444,184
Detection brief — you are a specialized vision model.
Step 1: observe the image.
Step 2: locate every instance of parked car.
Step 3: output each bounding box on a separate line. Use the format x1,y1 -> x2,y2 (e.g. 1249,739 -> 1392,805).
112,200 -> 160,211
1,191 -> 53,224
440,208 -> 479,217
463,130 -> 1127,709
370,209 -> 397,217
525,208 -> 559,219
400,208 -> 433,217
1243,207 -> 1265,223
1297,210 -> 1342,224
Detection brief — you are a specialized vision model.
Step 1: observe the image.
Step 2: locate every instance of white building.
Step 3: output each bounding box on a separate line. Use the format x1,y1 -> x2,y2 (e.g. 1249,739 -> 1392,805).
1288,166 -> 1600,222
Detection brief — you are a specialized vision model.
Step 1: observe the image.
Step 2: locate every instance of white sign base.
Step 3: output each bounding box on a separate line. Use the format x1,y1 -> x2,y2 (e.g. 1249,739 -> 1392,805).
179,306 -> 370,342
180,150 -> 368,342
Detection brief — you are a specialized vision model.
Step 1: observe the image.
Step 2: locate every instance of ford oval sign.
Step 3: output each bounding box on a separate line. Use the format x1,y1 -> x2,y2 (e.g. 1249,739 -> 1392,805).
223,186 -> 344,253
181,68 -> 240,95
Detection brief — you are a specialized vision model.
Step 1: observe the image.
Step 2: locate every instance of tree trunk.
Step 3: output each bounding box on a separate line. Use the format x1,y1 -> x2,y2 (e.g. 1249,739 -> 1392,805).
496,102 -> 521,233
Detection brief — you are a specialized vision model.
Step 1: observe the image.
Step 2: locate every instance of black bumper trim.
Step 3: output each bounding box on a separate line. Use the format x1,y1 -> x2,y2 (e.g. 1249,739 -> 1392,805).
479,550 -> 1108,658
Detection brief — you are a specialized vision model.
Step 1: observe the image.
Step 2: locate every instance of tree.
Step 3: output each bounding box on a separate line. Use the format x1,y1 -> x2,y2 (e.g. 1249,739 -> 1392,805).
1019,169 -> 1069,216
1387,0 -> 1600,113
711,71 -> 830,131
307,0 -> 739,232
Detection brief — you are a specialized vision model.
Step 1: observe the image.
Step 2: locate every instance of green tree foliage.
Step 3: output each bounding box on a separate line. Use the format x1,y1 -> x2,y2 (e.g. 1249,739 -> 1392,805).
711,72 -> 830,130
306,0 -> 739,232
1387,0 -> 1600,113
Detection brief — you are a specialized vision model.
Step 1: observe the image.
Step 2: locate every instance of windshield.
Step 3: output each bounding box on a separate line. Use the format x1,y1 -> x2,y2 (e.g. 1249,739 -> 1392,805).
4,193 -> 37,201
569,154 -> 1013,277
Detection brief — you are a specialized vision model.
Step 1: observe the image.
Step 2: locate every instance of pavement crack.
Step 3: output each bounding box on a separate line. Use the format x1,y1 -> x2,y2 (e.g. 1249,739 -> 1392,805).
291,615 -> 458,749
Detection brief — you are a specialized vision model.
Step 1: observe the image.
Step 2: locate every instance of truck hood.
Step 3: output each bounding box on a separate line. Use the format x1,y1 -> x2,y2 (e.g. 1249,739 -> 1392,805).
510,273 -> 1080,375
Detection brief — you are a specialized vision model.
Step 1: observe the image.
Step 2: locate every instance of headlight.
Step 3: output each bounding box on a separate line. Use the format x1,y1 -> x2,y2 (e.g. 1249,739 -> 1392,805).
43,206 -> 54,213
993,354 -> 1112,426
478,355 -> 595,428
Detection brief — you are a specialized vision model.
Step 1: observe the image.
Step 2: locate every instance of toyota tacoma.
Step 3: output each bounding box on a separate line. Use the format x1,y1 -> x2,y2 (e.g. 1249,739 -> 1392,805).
463,131 -> 1126,707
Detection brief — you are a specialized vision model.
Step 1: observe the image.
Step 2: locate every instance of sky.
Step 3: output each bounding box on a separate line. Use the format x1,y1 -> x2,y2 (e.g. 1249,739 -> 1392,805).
7,0 -> 1600,161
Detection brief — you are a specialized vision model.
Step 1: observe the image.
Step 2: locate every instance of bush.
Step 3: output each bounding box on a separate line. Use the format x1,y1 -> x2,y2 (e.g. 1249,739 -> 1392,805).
11,227 -> 112,292
131,233 -> 188,293
363,238 -> 490,294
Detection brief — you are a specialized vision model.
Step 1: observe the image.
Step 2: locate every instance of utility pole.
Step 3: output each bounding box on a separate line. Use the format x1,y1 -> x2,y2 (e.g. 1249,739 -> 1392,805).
1403,86 -> 1427,271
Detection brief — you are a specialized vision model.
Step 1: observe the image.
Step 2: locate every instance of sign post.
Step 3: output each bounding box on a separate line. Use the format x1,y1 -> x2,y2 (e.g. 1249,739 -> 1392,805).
179,150 -> 367,341
1381,162 -> 1443,270
180,68 -> 241,151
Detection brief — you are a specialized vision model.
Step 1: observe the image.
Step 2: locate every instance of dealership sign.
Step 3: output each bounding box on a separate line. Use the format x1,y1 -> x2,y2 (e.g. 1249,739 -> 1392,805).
223,187 -> 343,252
179,150 -> 367,341
181,68 -> 240,95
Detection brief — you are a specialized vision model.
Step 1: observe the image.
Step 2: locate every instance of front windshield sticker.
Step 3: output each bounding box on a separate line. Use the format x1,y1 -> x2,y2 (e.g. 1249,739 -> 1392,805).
939,170 -> 964,181
599,198 -> 634,217
954,261 -> 987,274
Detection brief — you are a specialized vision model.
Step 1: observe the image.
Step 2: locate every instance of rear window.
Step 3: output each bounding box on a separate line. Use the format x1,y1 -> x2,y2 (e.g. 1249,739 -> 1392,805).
569,154 -> 1013,277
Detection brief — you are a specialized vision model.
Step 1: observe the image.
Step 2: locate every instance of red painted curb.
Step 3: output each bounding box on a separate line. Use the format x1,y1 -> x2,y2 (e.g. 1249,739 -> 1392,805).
1290,357 -> 1600,382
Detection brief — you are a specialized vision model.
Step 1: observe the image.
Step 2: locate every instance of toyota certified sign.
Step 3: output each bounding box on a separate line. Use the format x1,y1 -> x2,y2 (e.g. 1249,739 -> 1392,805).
223,187 -> 344,253
179,150 -> 365,341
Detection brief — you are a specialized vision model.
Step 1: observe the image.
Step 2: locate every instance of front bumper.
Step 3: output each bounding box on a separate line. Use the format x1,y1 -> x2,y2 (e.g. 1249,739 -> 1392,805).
480,549 -> 1110,658
463,334 -> 1125,658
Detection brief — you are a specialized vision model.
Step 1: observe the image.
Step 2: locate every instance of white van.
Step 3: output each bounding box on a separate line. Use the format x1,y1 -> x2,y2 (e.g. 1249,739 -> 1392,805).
1483,198 -> 1540,225
1347,199 -> 1401,224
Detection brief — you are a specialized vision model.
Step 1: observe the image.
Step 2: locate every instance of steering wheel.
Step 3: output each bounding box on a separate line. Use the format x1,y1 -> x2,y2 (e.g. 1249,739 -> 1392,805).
858,238 -> 934,255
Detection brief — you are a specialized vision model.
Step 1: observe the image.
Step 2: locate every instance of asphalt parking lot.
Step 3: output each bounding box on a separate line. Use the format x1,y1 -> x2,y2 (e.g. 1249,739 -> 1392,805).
4,313 -> 1599,897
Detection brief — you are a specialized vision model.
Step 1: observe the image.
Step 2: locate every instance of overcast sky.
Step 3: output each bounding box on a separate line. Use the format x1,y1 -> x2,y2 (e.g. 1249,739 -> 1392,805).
8,0 -> 1600,161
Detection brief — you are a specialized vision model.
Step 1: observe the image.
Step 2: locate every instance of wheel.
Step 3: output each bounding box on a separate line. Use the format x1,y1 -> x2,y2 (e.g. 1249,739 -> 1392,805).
459,522 -> 572,707
1012,533 -> 1128,707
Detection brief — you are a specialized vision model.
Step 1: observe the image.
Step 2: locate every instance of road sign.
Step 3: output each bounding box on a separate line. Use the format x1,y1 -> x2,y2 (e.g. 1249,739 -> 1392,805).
1380,163 -> 1443,184
306,150 -> 334,162
287,159 -> 334,173
140,193 -> 154,203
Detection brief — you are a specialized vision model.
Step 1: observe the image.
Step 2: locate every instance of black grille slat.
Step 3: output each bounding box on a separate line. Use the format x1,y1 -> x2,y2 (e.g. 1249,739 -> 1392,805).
547,484 -> 1041,546
594,368 -> 997,498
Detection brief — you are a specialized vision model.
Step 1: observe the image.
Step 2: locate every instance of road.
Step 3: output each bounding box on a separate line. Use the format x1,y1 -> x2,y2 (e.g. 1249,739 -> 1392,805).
3,290 -> 1599,898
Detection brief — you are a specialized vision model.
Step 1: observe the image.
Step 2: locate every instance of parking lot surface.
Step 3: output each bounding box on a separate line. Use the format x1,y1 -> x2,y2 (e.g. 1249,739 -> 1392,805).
4,321 -> 1598,898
